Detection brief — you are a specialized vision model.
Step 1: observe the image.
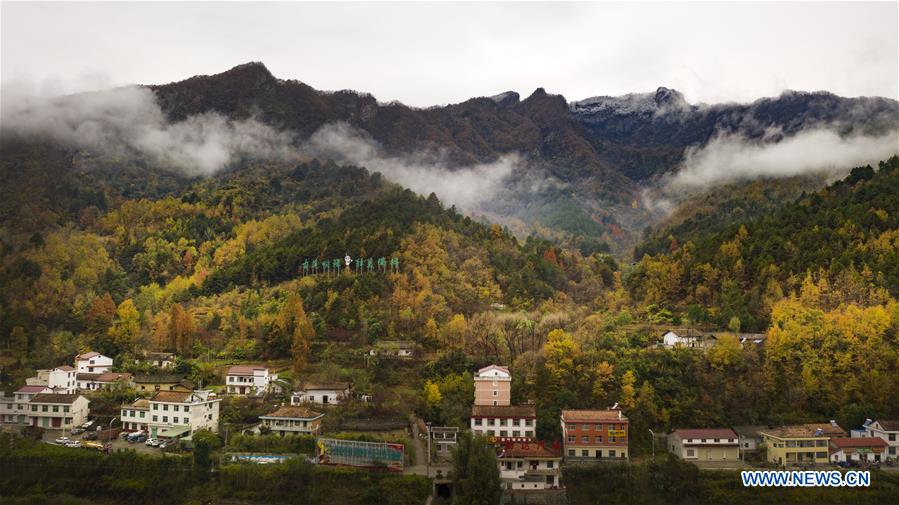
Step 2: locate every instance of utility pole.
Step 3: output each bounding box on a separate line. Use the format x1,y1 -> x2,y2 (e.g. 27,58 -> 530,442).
426,421 -> 432,478
648,428 -> 655,460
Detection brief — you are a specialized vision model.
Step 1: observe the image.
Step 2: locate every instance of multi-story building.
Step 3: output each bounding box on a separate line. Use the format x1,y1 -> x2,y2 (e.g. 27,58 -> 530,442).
133,374 -> 195,394
292,382 -> 353,405
259,405 -> 324,436
866,420 -> 899,459
225,365 -> 278,395
26,366 -> 77,393
75,352 -> 113,374
26,394 -> 90,429
560,409 -> 629,461
474,365 -> 511,407
121,399 -> 151,432
470,404 -> 536,442
147,390 -> 221,439
497,442 -> 562,490
733,425 -> 768,457
760,423 -> 846,466
829,437 -> 888,464
668,429 -> 739,461
0,386 -> 49,429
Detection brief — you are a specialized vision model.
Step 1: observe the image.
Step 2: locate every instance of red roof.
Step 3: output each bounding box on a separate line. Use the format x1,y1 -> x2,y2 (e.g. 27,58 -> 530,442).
673,429 -> 738,440
830,437 -> 888,449
498,441 -> 561,459
55,366 -> 76,371
75,352 -> 100,360
96,372 -> 131,382
16,385 -> 49,394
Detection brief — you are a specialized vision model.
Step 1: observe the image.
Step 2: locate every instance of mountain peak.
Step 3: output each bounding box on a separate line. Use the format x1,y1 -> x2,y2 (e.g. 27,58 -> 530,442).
219,61 -> 276,81
654,86 -> 686,107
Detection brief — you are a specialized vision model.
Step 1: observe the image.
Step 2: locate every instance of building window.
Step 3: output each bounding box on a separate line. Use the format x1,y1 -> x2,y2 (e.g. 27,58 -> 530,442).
686,449 -> 695,457
474,418 -> 482,426
582,436 -> 589,443
609,450 -> 616,458
815,452 -> 827,459
568,449 -> 575,457
163,416 -> 168,423
567,436 -> 575,442
163,405 -> 169,411
596,436 -> 603,443
152,415 -> 158,422
890,434 -> 896,442
184,406 -> 189,412
581,450 -> 588,457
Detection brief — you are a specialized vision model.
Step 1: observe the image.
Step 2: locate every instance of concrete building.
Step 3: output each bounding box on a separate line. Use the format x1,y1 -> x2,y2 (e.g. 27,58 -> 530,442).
0,386 -> 51,429
225,365 -> 278,395
26,394 -> 90,429
77,372 -> 132,392
292,382 -> 353,405
430,426 -> 459,460
560,409 -> 629,461
259,405 -> 324,436
866,420 -> 899,459
829,437 -> 888,464
733,425 -> 768,459
497,442 -> 562,490
760,423 -> 846,466
121,399 -> 151,432
75,352 -> 113,374
26,366 -> 77,394
148,390 -> 221,439
668,429 -> 739,461
474,365 -> 511,407
470,404 -> 536,442
133,374 -> 195,394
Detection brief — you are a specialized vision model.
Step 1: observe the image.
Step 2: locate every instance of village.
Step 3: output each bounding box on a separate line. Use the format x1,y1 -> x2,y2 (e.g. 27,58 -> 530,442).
1,329 -> 897,503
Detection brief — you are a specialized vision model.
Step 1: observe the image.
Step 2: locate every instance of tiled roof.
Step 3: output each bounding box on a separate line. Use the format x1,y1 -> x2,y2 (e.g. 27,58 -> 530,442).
15,385 -> 49,394
300,382 -> 351,391
261,405 -> 323,419
732,425 -> 770,438
830,437 -> 888,449
96,372 -> 132,382
133,374 -> 187,384
30,394 -> 83,404
498,442 -> 561,459
76,373 -> 102,381
129,399 -> 150,409
227,364 -> 267,375
561,409 -> 627,423
875,420 -> 899,431
150,391 -> 192,403
55,366 -> 76,372
471,404 -> 536,418
477,364 -> 510,375
672,429 -> 738,440
761,423 -> 845,439
75,352 -> 100,360
145,352 -> 174,360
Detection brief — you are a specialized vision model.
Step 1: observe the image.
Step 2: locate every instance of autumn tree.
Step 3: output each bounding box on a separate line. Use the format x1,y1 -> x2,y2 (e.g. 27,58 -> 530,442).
108,299 -> 141,353
168,303 -> 194,355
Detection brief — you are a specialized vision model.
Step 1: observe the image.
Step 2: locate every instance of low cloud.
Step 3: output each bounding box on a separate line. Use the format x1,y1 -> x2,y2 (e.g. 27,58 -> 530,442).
669,128 -> 899,188
303,122 -> 520,212
0,85 -> 298,175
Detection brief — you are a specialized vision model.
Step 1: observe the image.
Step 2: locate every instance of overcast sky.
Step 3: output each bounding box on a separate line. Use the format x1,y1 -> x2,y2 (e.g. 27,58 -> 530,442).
2,1 -> 897,106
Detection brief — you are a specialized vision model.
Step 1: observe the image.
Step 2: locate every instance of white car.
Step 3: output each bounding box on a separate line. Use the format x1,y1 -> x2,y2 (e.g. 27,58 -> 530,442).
145,438 -> 160,447
65,440 -> 81,448
54,436 -> 71,445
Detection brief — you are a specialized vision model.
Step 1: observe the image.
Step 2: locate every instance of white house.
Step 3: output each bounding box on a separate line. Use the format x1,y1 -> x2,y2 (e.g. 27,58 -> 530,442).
26,394 -> 90,429
668,429 -> 740,461
661,330 -> 702,348
26,366 -> 77,393
259,405 -> 324,436
474,365 -> 512,407
225,365 -> 278,395
75,352 -> 113,374
0,385 -> 51,429
497,442 -> 562,490
121,398 -> 150,432
829,437 -> 888,463
147,390 -> 221,439
292,382 -> 353,405
470,404 -> 537,442
866,420 -> 899,459
77,372 -> 133,392
733,425 -> 768,456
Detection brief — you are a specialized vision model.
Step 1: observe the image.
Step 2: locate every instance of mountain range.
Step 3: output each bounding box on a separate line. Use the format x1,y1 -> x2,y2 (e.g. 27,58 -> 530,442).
4,62 -> 899,253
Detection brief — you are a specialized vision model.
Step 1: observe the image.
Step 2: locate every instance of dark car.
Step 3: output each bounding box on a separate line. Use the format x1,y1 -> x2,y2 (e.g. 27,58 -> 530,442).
84,432 -> 99,441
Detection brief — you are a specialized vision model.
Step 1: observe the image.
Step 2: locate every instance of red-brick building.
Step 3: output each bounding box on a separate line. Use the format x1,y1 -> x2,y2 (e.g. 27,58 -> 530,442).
560,408 -> 629,461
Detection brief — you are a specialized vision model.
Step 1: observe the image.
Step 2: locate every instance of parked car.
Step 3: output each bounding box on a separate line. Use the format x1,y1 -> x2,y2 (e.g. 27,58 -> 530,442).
81,420 -> 94,429
128,433 -> 147,443
84,432 -> 99,441
145,438 -> 161,447
157,441 -> 168,450
82,441 -> 105,451
70,427 -> 85,435
54,436 -> 71,445
65,440 -> 81,448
